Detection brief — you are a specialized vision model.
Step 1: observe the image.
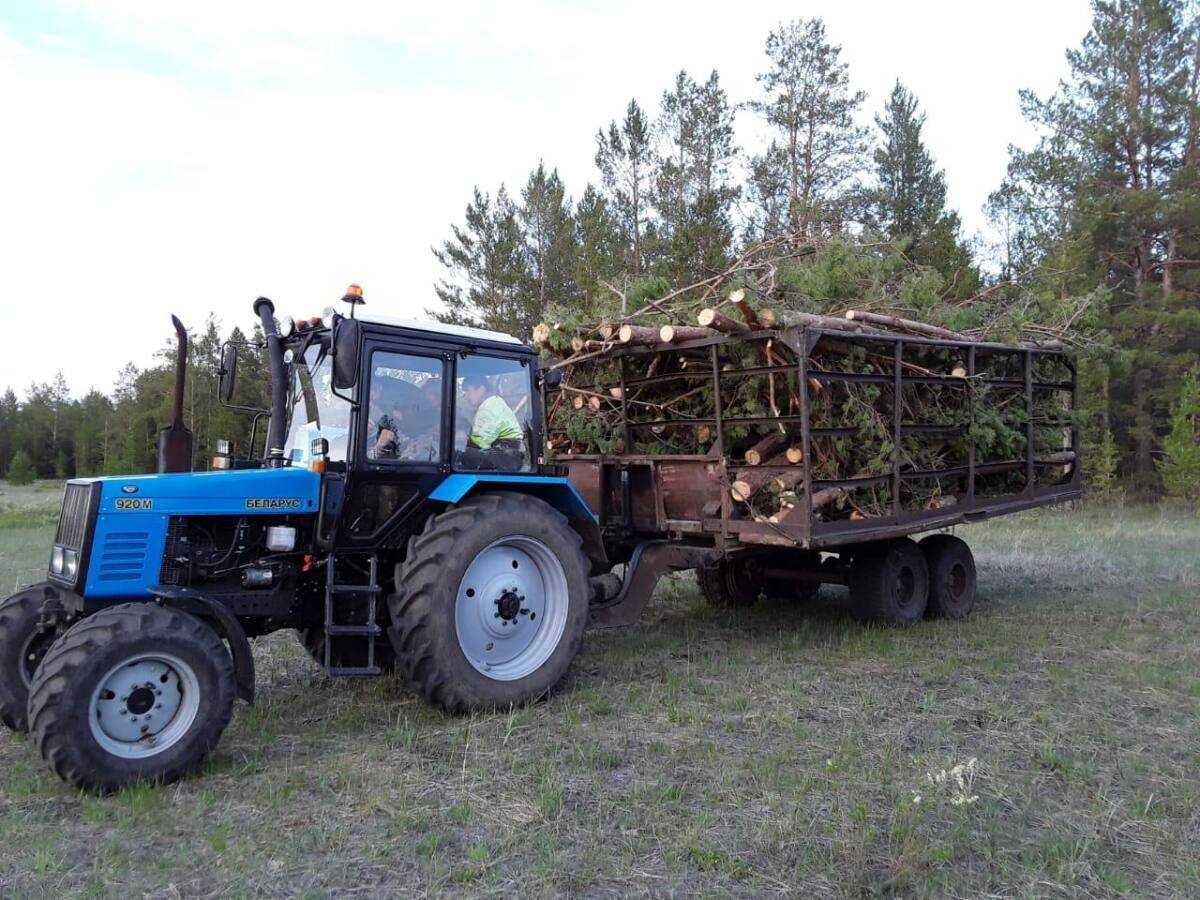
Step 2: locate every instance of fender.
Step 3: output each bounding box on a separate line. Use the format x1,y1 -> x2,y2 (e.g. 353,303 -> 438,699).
147,585 -> 256,703
429,474 -> 606,566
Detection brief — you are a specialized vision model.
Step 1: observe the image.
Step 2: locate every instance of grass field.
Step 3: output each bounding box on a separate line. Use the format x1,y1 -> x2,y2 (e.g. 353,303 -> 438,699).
0,481 -> 1197,896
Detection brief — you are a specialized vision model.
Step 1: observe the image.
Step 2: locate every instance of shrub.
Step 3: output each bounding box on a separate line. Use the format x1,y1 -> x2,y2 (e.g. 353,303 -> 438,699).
6,450 -> 36,485
1083,427 -> 1120,499
1158,368 -> 1200,507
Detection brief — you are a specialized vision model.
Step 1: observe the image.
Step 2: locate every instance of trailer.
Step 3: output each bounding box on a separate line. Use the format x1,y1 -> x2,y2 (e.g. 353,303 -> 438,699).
548,322 -> 1081,626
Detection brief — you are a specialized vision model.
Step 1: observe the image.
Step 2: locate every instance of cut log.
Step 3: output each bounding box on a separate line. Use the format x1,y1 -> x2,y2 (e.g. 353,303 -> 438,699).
697,308 -> 750,335
609,386 -> 624,400
774,311 -> 890,336
618,324 -> 662,345
1036,451 -> 1077,465
786,446 -> 804,464
572,395 -> 585,410
743,431 -> 787,466
845,310 -> 968,342
729,289 -> 761,329
532,323 -> 551,345
811,487 -> 844,509
951,364 -> 968,378
696,424 -> 712,443
587,396 -> 602,412
729,452 -> 792,501
758,308 -> 776,327
598,323 -> 616,341
660,324 -> 717,343
571,336 -> 586,353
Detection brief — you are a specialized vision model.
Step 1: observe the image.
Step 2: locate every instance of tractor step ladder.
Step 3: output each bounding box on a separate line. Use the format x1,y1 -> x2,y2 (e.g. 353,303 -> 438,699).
323,553 -> 382,676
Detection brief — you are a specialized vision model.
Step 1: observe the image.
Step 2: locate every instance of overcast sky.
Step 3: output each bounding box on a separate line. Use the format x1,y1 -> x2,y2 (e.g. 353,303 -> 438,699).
0,0 -> 1093,396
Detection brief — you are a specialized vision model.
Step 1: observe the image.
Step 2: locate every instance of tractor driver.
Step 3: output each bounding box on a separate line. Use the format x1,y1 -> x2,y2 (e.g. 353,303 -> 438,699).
367,374 -> 440,462
457,374 -> 526,470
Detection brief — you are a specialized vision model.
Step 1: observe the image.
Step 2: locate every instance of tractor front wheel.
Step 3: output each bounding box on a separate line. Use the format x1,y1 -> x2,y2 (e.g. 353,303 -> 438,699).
0,587 -> 63,732
26,603 -> 235,793
388,492 -> 591,713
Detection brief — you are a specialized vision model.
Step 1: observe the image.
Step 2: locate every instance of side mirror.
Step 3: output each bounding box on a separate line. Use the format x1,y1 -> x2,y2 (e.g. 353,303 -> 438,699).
332,318 -> 361,390
219,343 -> 239,402
540,366 -> 563,389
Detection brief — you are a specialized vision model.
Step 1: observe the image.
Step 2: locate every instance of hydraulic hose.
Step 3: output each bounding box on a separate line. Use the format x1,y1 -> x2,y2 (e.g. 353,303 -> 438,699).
254,297 -> 288,466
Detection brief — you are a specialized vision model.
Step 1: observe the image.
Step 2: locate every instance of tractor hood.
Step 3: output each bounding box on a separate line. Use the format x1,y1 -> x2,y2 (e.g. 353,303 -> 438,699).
60,467 -> 321,600
86,467 -> 321,517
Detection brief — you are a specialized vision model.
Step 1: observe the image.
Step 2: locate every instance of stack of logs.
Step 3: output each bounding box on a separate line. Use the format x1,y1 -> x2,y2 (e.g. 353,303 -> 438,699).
536,287 -> 1071,524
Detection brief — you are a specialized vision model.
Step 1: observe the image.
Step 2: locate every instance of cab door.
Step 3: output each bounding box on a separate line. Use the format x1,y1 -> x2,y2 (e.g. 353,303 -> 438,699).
336,339 -> 452,551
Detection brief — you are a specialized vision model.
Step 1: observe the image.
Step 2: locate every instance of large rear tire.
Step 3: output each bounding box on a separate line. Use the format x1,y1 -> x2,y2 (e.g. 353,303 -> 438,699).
26,603 -> 235,794
849,539 -> 929,626
0,587 -> 62,732
918,534 -> 976,619
387,492 -> 591,714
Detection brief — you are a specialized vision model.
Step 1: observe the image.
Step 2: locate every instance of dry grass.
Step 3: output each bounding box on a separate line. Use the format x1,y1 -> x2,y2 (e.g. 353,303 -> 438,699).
0,487 -> 1197,896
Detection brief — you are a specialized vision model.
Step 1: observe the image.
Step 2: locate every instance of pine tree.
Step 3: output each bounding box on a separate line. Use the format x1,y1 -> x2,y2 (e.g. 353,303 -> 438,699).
748,18 -> 869,239
432,186 -> 534,339
0,388 -> 16,477
595,99 -> 655,274
519,162 -> 580,314
574,184 -> 622,313
991,0 -> 1200,493
872,82 -> 946,242
652,70 -> 738,282
5,449 -> 35,485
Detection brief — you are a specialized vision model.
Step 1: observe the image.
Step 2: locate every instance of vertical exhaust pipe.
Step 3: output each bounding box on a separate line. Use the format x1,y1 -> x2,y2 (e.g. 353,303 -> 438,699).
254,297 -> 288,467
156,315 -> 194,473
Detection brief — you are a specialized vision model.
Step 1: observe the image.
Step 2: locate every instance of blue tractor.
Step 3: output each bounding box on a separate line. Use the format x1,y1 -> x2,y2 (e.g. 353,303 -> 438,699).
0,291 -> 610,792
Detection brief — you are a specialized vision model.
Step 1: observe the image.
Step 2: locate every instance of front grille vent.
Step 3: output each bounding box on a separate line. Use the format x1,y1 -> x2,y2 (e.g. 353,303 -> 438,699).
96,532 -> 150,582
55,482 -> 96,550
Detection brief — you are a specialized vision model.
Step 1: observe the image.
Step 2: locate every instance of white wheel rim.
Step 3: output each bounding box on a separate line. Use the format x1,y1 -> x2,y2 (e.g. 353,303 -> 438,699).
88,652 -> 202,760
454,535 -> 570,681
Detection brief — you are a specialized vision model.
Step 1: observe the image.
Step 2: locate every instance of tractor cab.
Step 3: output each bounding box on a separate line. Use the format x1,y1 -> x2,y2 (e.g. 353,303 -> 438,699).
217,293 -> 547,552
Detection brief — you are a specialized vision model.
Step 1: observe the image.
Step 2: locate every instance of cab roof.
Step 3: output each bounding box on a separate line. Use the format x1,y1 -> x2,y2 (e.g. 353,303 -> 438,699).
352,313 -> 527,349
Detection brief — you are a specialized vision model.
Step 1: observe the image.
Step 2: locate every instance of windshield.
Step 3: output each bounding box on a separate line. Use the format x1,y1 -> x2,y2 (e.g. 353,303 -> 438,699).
283,340 -> 351,464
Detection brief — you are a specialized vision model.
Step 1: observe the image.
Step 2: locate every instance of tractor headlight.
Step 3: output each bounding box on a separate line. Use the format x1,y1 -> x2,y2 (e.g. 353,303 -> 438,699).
50,546 -> 65,575
63,549 -> 79,579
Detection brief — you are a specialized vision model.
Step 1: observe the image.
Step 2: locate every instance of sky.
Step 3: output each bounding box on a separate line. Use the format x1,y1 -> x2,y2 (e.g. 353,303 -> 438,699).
0,0 -> 1094,397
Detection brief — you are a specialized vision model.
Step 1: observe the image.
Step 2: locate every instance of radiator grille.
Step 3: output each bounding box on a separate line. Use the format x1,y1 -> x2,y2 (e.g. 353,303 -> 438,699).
55,482 -> 96,550
96,531 -> 150,582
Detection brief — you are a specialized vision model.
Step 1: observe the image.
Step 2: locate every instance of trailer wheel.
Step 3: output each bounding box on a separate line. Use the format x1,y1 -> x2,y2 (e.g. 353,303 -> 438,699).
26,603 -> 235,794
0,588 -> 62,732
696,559 -> 760,607
918,534 -> 976,619
849,539 -> 929,626
388,492 -> 591,714
298,628 -> 397,672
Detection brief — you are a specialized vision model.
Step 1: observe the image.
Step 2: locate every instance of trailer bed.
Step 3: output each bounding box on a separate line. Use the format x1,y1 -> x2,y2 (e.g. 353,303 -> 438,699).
552,325 -> 1081,553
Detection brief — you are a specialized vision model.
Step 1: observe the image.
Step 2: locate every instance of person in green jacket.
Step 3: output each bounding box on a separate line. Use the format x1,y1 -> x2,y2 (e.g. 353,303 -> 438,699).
460,375 -> 526,468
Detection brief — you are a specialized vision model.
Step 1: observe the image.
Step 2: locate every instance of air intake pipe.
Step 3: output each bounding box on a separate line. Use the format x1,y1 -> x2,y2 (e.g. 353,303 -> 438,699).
254,297 -> 288,467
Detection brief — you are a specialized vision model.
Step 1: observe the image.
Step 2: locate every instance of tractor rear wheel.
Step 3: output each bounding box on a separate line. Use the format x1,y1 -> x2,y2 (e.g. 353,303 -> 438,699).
387,492 -> 591,713
849,539 -> 929,626
0,587 -> 62,732
918,534 -> 976,619
26,603 -> 235,793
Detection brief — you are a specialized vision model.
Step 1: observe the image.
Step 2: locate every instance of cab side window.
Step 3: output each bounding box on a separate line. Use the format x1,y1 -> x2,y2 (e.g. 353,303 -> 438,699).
364,352 -> 444,463
454,355 -> 532,472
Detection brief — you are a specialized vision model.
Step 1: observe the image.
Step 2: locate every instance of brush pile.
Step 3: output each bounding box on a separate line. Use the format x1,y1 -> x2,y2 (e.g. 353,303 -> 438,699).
536,237 -> 1085,524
